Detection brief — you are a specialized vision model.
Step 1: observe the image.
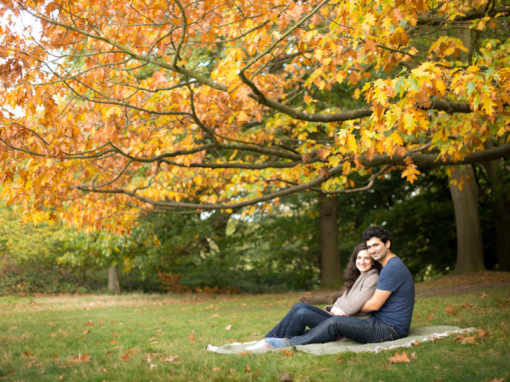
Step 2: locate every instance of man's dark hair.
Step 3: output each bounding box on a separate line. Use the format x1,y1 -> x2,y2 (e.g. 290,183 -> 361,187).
362,226 -> 392,247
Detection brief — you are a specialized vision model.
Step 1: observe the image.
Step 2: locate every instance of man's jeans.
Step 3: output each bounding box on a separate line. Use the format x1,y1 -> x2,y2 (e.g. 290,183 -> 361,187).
287,315 -> 403,345
265,302 -> 332,338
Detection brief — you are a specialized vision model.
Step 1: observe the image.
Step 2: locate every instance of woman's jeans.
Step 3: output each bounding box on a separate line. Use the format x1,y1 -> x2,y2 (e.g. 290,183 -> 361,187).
287,315 -> 403,345
265,302 -> 332,338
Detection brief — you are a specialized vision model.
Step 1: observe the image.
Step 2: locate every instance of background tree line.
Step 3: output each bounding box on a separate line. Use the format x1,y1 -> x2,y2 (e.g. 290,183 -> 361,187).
1,158 -> 507,295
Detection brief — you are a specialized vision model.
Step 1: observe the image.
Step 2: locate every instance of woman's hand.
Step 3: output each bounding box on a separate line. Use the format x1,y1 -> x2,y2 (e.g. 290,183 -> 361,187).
330,306 -> 347,316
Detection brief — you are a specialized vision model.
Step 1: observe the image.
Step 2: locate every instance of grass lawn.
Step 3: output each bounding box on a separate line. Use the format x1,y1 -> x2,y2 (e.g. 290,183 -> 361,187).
1,272 -> 509,381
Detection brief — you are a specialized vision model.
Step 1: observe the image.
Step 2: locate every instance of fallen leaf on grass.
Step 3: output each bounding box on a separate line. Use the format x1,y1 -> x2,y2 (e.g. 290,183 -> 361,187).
67,353 -> 91,363
109,339 -> 118,344
163,354 -> 179,363
279,349 -> 293,356
445,305 -> 459,315
23,351 -> 33,357
490,378 -> 505,382
479,293 -> 488,299
213,366 -> 221,372
121,349 -> 137,361
389,351 -> 411,364
85,322 -> 94,326
246,365 -> 251,372
189,330 -> 196,342
426,313 -> 435,320
477,329 -> 488,338
456,335 -> 478,344
225,325 -> 232,331
9,326 -> 18,330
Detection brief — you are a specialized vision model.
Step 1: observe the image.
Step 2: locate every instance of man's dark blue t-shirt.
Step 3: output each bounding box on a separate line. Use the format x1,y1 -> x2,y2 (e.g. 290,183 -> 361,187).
373,256 -> 415,336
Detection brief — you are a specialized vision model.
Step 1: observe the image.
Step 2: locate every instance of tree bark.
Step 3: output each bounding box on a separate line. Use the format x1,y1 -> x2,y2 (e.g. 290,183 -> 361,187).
483,159 -> 510,271
448,166 -> 485,274
108,265 -> 120,294
319,193 -> 342,287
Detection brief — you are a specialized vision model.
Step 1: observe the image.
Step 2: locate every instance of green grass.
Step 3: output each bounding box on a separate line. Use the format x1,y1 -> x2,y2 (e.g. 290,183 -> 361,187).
1,282 -> 509,381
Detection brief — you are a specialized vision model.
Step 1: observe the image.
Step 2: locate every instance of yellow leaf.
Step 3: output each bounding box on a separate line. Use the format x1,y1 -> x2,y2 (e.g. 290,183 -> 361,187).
389,351 -> 411,364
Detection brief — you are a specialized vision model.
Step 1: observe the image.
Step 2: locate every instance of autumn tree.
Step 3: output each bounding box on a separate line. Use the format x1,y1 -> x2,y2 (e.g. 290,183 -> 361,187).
0,0 -> 509,276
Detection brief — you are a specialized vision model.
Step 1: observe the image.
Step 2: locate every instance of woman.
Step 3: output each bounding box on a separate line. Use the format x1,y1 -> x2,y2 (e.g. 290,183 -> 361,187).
247,242 -> 381,351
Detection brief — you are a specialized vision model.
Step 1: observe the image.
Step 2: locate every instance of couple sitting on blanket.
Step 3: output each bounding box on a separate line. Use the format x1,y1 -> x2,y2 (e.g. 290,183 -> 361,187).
247,226 -> 415,351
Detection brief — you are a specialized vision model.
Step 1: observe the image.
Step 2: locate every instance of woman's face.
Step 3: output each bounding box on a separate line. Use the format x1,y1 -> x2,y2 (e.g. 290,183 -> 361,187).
355,249 -> 373,273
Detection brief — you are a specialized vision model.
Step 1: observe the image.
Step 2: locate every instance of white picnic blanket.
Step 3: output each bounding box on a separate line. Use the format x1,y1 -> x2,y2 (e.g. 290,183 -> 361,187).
206,325 -> 474,355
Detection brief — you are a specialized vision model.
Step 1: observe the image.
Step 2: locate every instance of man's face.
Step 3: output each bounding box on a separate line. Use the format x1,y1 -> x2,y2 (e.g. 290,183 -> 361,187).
366,237 -> 390,263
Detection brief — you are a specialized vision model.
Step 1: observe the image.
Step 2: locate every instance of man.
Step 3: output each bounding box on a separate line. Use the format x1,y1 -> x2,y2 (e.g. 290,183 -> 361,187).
265,226 -> 415,347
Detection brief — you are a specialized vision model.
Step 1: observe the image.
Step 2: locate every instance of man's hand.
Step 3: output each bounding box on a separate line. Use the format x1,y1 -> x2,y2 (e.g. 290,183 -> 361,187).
361,289 -> 392,312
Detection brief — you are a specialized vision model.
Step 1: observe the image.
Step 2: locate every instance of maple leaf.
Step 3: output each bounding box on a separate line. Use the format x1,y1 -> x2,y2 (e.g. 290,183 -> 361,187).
456,335 -> 478,344
389,351 -> 411,364
68,353 -> 91,362
163,355 -> 179,363
401,157 -> 420,184
445,305 -> 459,315
121,349 -> 137,361
477,329 -> 488,338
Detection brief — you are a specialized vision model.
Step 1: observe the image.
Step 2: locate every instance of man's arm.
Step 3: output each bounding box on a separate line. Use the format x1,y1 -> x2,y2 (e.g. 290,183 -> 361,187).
361,289 -> 392,312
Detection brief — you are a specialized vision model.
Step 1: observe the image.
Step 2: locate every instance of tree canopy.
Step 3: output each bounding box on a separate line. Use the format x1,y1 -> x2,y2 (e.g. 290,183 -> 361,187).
0,0 -> 509,231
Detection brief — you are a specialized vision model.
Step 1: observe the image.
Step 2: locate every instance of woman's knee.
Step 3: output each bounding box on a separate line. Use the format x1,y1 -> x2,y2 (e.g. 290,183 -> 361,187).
291,302 -> 310,312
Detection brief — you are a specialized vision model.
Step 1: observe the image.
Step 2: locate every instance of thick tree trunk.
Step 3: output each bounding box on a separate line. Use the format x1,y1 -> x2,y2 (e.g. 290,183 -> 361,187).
108,265 -> 120,294
319,193 -> 342,287
483,159 -> 510,271
448,166 -> 485,274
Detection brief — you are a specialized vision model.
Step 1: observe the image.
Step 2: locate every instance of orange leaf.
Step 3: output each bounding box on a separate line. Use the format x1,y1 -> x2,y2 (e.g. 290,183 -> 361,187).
477,329 -> 488,338
445,305 -> 459,315
279,349 -> 293,356
456,335 -> 478,344
479,293 -> 489,299
23,351 -> 33,357
121,348 -> 136,361
163,355 -> 179,363
68,353 -> 91,362
189,330 -> 196,342
389,351 -> 411,364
